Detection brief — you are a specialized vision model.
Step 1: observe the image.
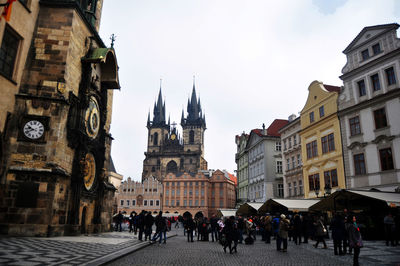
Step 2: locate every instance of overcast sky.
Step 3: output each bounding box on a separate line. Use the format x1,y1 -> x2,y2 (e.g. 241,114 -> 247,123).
98,0 -> 399,182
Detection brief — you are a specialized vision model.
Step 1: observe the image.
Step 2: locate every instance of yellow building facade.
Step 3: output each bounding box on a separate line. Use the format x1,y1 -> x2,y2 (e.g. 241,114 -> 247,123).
300,81 -> 346,199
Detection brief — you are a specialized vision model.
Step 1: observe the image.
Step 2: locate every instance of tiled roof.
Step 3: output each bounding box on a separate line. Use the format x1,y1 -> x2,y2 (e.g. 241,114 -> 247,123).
324,84 -> 341,93
266,119 -> 289,137
226,172 -> 237,185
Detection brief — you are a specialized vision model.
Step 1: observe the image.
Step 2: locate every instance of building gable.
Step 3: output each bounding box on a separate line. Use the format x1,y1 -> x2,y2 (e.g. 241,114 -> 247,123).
343,23 -> 399,54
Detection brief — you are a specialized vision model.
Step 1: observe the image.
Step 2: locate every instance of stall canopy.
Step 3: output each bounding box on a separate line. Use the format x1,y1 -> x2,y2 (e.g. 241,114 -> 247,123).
310,189 -> 400,212
236,202 -> 264,216
259,199 -> 320,214
216,209 -> 237,218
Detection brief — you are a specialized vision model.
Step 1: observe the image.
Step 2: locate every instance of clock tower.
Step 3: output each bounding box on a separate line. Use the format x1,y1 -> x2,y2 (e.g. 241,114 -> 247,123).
0,0 -> 120,236
142,83 -> 207,181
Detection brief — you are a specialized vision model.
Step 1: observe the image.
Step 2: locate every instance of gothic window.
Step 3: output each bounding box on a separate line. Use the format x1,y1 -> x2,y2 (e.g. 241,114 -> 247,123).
189,130 -> 195,144
153,132 -> 158,145
166,160 -> 178,174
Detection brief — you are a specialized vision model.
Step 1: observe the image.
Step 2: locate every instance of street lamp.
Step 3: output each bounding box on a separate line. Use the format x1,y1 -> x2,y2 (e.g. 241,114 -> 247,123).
314,187 -> 320,198
324,184 -> 331,197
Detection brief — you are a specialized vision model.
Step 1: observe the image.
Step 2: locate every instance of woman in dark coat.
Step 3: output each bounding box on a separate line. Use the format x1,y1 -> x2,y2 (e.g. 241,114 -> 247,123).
348,216 -> 363,266
222,217 -> 234,253
313,216 -> 327,249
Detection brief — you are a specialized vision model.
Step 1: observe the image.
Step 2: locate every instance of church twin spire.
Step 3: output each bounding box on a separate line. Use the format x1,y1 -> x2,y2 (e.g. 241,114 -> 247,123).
148,79 -> 206,129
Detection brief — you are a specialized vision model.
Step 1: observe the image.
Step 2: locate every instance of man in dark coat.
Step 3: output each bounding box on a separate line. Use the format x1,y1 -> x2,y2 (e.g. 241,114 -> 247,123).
293,213 -> 302,245
152,211 -> 167,244
116,211 -> 123,232
186,216 -> 195,242
331,213 -> 345,255
210,214 -> 219,242
144,211 -> 154,241
137,210 -> 146,241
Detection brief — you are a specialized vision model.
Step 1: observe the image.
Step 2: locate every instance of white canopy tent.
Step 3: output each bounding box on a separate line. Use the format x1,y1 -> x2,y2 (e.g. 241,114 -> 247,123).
216,209 -> 237,218
236,202 -> 264,216
259,199 -> 320,213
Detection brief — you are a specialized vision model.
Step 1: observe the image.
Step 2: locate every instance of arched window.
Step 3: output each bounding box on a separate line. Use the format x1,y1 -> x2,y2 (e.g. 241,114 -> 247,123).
153,132 -> 158,146
189,130 -> 195,144
166,160 -> 178,174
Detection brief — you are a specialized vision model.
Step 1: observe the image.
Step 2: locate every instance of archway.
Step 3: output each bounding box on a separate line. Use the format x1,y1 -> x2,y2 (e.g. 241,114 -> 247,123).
183,211 -> 192,218
81,206 -> 87,234
166,160 -> 178,174
195,211 -> 204,219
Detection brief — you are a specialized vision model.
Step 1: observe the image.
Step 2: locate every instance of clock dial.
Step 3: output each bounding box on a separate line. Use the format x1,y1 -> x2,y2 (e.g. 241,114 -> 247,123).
23,120 -> 45,139
85,96 -> 100,138
82,153 -> 96,191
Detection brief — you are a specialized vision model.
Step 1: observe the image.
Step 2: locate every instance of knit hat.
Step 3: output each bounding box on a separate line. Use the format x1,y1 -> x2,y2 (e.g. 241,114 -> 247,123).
280,214 -> 286,219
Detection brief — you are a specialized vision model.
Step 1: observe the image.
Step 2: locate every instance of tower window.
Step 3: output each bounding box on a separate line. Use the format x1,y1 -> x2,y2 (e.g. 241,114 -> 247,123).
0,26 -> 21,79
189,130 -> 195,144
166,160 -> 178,174
153,132 -> 158,145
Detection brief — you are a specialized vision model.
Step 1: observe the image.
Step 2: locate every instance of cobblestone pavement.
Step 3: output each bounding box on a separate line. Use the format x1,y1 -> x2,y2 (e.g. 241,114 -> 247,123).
0,229 -> 172,266
107,228 -> 400,266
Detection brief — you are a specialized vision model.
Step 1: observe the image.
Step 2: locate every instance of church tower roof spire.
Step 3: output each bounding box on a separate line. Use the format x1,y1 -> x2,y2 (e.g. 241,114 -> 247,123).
150,85 -> 167,127
182,77 -> 206,128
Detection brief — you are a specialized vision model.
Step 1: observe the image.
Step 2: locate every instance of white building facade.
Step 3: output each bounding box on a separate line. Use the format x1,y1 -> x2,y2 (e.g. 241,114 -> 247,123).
279,115 -> 304,198
246,120 -> 288,202
235,133 -> 249,203
338,23 -> 400,191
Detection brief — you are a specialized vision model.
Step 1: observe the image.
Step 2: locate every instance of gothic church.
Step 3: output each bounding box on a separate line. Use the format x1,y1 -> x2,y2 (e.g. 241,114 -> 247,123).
142,85 -> 207,181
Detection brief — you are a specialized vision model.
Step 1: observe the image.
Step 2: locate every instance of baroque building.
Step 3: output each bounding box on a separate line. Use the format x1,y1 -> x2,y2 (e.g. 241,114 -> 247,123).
162,170 -> 236,218
338,23 -> 400,191
279,115 -> 304,198
246,119 -> 288,202
300,81 -> 345,199
142,85 -> 207,181
235,132 -> 249,203
0,0 -> 120,236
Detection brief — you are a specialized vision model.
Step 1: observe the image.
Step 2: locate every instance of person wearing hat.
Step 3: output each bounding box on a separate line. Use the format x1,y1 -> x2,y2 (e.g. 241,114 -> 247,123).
277,214 -> 290,252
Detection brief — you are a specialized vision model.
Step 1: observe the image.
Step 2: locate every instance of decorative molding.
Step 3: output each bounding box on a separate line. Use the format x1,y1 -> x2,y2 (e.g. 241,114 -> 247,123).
372,134 -> 395,144
348,141 -> 368,150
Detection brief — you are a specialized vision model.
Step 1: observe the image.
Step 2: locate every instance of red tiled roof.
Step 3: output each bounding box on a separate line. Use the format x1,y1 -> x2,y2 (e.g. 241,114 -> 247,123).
266,119 -> 289,137
324,84 -> 341,93
252,129 -> 263,137
226,172 -> 237,185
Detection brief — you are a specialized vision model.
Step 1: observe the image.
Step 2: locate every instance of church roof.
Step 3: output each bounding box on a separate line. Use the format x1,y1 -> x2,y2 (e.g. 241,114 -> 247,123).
267,119 -> 289,137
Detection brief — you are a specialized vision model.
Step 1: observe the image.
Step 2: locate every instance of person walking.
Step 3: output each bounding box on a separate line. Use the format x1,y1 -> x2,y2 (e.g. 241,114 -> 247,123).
144,211 -> 154,241
128,212 -> 134,233
152,211 -> 167,244
331,213 -> 345,255
384,213 -> 395,246
348,216 -> 363,266
237,216 -> 245,244
222,217 -> 234,254
210,214 -> 219,242
116,211 -> 124,232
186,216 -> 195,242
137,210 -> 146,241
264,214 -> 272,244
313,216 -> 328,249
292,213 -> 302,245
278,214 -> 290,252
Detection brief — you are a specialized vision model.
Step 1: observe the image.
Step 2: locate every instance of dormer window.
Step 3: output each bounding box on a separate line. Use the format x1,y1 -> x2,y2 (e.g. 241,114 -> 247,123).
372,43 -> 381,55
361,49 -> 369,60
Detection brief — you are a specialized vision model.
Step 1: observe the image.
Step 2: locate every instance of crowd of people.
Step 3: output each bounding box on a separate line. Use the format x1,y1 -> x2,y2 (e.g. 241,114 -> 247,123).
114,209 -> 399,266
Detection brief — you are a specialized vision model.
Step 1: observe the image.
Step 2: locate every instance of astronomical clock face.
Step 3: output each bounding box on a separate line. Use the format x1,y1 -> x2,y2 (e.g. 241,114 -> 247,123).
23,120 -> 45,140
85,96 -> 100,139
82,153 -> 96,191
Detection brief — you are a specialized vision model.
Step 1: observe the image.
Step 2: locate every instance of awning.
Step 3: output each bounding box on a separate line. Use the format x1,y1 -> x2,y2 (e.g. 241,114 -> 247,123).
236,202 -> 263,216
309,189 -> 400,212
259,199 -> 320,213
216,209 -> 237,218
